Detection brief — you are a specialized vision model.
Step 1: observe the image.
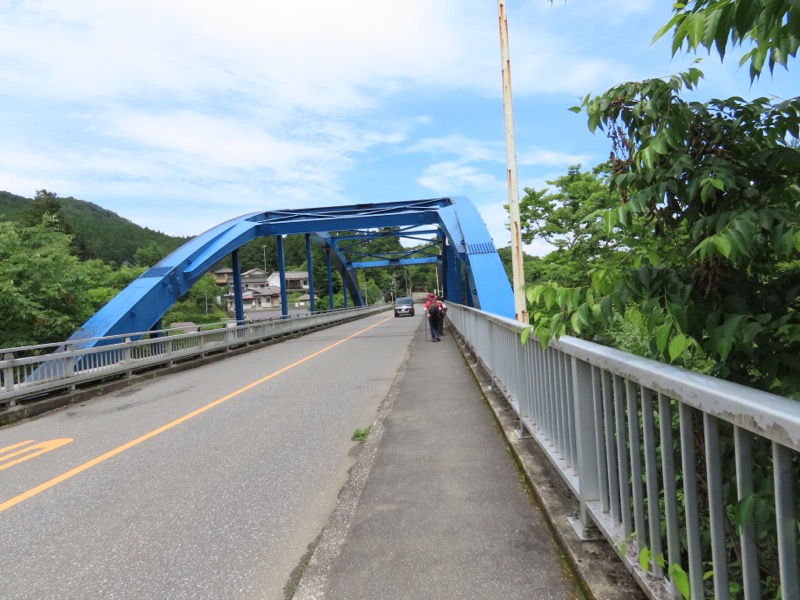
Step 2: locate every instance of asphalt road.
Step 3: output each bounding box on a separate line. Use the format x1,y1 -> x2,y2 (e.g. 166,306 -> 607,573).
0,311 -> 418,600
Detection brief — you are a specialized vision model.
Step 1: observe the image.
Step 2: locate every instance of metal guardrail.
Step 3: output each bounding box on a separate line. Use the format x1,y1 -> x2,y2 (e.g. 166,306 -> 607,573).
448,303 -> 800,600
0,305 -> 387,408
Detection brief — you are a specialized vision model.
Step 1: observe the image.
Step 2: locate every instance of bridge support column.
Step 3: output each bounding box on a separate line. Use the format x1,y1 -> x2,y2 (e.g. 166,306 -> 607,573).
277,235 -> 288,319
569,356 -> 602,541
326,247 -> 334,310
341,266 -> 348,308
305,234 -> 316,313
232,249 -> 245,325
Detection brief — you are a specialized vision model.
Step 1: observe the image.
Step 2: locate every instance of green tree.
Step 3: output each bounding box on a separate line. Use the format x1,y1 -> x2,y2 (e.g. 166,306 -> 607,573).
524,8 -> 800,597
21,190 -> 90,259
653,0 -> 799,82
134,241 -> 171,267
21,190 -> 67,230
162,273 -> 225,326
529,0 -> 800,396
0,218 -> 95,347
81,260 -> 145,312
517,163 -> 656,287
497,246 -> 545,285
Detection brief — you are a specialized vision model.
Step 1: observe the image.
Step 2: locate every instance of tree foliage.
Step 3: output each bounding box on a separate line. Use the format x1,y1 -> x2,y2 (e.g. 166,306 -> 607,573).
19,190 -> 90,259
0,217 -> 95,347
134,240 -> 172,267
162,273 -> 225,325
524,1 -> 800,397
497,246 -> 545,285
521,7 -> 800,595
517,163 -> 658,287
653,0 -> 800,81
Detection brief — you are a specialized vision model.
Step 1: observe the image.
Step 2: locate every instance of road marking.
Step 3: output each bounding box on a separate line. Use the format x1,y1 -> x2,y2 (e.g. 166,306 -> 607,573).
0,439 -> 74,472
0,316 -> 393,514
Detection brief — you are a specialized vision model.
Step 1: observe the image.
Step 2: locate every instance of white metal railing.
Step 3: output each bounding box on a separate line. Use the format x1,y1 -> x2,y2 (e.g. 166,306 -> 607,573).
0,305 -> 387,407
448,303 -> 800,600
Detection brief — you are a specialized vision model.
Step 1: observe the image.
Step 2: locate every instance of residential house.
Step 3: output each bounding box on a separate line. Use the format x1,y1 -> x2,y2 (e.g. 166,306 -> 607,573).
213,268 -> 233,286
236,286 -> 282,311
294,293 -> 320,308
267,270 -> 309,292
214,268 -> 311,313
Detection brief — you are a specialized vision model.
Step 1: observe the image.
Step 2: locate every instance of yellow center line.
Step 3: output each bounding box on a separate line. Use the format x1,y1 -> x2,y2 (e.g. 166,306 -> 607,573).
0,316 -> 393,514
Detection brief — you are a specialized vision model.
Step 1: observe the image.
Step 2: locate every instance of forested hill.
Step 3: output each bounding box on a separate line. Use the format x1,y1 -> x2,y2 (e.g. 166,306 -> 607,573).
0,190 -> 190,265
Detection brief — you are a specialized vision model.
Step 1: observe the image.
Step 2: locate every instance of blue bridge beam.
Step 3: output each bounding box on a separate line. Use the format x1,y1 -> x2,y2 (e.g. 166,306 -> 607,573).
67,197 -> 513,347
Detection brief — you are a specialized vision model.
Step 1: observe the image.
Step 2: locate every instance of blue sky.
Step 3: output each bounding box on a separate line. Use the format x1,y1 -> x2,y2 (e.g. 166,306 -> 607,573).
0,1 -> 795,256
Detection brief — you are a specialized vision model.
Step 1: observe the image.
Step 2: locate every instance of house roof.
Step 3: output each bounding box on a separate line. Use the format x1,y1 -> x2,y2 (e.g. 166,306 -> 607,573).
242,268 -> 269,277
238,286 -> 281,300
268,270 -> 308,279
214,268 -> 233,274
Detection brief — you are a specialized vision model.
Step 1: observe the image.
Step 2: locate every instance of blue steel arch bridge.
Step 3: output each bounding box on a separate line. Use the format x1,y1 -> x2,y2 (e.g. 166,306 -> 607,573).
68,196 -> 513,347
7,196 -> 800,600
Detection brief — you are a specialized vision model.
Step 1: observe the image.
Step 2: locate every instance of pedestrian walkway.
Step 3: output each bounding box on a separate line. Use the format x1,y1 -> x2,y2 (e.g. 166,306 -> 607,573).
292,319 -> 587,600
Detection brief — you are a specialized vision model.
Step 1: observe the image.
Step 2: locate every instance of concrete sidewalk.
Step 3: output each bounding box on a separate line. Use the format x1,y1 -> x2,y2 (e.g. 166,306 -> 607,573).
292,319 -> 643,600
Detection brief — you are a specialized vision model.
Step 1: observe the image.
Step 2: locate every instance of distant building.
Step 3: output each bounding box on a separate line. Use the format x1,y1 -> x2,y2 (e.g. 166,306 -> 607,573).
267,270 -> 309,292
235,286 -> 282,311
214,268 -> 310,313
213,267 -> 233,287
294,293 -> 320,308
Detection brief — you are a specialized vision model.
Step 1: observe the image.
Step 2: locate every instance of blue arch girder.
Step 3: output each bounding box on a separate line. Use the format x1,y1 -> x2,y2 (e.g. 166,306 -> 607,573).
68,197 -> 513,347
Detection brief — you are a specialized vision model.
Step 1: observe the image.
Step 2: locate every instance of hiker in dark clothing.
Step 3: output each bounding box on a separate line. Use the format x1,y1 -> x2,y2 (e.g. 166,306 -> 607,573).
425,292 -> 443,342
436,296 -> 447,338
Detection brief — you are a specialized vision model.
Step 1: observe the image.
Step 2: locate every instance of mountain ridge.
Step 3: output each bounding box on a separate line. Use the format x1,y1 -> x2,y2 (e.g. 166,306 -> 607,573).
0,190 -> 189,265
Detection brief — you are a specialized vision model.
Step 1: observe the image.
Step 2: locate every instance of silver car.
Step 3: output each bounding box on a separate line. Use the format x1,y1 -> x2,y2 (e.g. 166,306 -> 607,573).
393,297 -> 415,317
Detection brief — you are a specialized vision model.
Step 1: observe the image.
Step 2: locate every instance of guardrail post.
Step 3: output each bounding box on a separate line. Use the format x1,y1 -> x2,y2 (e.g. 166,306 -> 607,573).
569,356 -> 601,540
65,343 -> 76,391
123,337 -> 133,377
2,352 -> 16,408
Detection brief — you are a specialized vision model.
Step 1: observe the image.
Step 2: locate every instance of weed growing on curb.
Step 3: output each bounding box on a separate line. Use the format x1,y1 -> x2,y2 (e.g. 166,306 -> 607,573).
352,426 -> 371,443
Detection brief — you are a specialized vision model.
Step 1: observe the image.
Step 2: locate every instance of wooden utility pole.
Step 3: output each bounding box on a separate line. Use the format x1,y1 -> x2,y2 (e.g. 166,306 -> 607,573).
497,0 -> 528,323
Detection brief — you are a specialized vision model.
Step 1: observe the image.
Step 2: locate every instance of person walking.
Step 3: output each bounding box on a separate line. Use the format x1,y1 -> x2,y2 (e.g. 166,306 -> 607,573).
436,296 -> 447,338
425,292 -> 443,342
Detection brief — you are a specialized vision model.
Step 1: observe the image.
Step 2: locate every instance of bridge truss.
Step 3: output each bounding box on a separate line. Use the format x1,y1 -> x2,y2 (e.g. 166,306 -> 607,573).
68,197 -> 513,346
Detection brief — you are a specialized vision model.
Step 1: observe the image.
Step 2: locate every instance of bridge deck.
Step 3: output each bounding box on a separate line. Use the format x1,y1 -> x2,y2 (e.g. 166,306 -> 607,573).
293,321 -> 619,599
1,313 -> 641,599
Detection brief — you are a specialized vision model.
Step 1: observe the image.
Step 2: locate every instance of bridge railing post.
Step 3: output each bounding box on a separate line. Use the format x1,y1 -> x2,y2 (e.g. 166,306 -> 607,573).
64,343 -> 76,392
166,336 -> 175,365
569,356 -> 601,540
123,337 -> 133,377
2,352 -> 17,408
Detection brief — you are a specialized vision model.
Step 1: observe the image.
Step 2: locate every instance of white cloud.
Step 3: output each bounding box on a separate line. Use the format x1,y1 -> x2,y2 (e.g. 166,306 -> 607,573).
408,136 -> 503,163
104,111 -> 319,170
418,162 -> 503,196
0,0 -> 793,246
518,148 -> 590,168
